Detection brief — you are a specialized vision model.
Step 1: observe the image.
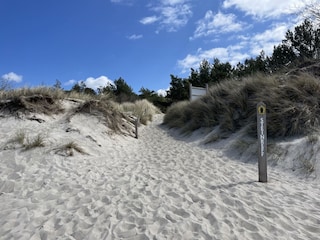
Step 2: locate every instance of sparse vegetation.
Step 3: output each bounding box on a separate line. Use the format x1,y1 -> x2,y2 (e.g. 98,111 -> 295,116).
54,141 -> 86,156
5,130 -> 45,150
302,158 -> 316,173
24,134 -> 45,150
12,130 -> 26,145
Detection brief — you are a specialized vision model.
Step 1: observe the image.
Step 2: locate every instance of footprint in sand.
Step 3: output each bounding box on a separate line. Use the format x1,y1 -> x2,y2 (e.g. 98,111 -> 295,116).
0,180 -> 15,193
114,221 -> 137,239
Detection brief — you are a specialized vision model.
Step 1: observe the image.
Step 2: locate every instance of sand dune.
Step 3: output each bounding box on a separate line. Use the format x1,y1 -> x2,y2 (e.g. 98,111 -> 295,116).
0,101 -> 319,239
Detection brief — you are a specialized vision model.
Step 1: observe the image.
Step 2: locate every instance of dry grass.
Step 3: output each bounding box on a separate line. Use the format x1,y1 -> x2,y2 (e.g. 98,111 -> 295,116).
24,134 -> 45,150
6,131 -> 45,150
54,141 -> 87,156
0,87 -> 114,116
75,99 -> 132,134
0,87 -> 65,100
121,99 -> 161,125
132,99 -> 161,124
163,101 -> 190,128
164,73 -> 320,139
0,87 -> 65,115
0,86 -> 160,137
11,130 -> 26,145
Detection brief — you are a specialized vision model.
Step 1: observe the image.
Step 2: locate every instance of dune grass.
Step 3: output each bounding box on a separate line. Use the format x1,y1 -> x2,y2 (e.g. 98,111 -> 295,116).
54,141 -> 87,156
5,130 -> 45,150
0,87 -> 114,115
164,73 -> 320,139
12,129 -> 26,145
75,99 -> 130,133
121,99 -> 161,125
24,134 -> 45,150
0,87 -> 65,115
0,87 -> 160,136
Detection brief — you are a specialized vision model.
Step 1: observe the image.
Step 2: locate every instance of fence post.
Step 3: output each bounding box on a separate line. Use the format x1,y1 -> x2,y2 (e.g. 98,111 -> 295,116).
135,117 -> 140,139
257,102 -> 268,183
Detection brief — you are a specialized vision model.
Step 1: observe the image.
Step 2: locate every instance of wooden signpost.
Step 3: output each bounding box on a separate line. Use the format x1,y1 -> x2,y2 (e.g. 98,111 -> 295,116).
257,102 -> 267,183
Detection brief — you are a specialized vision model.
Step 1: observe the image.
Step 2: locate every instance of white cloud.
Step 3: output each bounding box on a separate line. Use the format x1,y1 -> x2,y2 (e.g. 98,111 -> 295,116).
65,79 -> 77,86
141,0 -> 192,32
140,16 -> 159,25
249,23 -> 292,56
127,34 -> 143,40
161,0 -> 187,5
178,46 -> 250,73
178,13 -> 302,73
191,11 -> 247,40
223,0 -> 308,19
83,76 -> 114,90
66,76 -> 114,90
1,72 -> 23,83
110,0 -> 133,5
157,88 -> 168,97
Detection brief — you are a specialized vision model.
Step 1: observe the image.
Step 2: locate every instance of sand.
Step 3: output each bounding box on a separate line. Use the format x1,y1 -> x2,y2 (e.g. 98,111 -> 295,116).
0,100 -> 319,240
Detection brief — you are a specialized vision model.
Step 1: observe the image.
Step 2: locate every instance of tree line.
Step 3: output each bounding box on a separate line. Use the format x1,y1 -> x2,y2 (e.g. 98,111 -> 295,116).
167,19 -> 320,102
65,18 -> 320,111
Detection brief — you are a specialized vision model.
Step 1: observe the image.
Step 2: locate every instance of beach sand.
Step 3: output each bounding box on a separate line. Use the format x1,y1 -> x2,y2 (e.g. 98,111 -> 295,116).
0,100 -> 319,239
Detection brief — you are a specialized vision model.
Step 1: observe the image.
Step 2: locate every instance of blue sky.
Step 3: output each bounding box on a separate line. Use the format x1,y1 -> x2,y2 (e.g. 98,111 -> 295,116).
0,0 -> 311,95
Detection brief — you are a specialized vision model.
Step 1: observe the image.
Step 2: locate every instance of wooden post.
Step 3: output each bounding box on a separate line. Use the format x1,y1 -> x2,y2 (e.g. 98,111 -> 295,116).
135,117 -> 140,139
257,102 -> 267,182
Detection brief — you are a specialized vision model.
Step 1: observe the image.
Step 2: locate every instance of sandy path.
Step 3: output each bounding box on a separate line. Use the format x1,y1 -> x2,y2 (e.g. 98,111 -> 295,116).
0,114 -> 320,239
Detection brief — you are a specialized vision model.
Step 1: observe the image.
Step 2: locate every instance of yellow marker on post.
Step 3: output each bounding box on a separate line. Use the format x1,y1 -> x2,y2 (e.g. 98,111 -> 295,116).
257,102 -> 267,183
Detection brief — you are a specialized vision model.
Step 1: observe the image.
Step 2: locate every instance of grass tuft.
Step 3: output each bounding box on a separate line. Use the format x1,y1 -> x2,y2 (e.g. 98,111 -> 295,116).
10,130 -> 26,145
54,141 -> 86,156
24,134 -> 45,150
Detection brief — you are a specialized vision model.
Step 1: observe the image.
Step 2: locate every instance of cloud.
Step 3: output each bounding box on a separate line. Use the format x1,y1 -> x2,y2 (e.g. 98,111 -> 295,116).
162,0 -> 187,4
157,88 -> 168,97
178,18 -> 298,73
65,79 -> 77,86
191,11 -> 247,40
127,34 -> 143,40
177,47 -> 250,73
66,76 -> 114,90
110,0 -> 134,6
140,16 -> 159,25
249,23 -> 292,56
223,0 -> 308,19
141,0 -> 192,32
84,76 -> 114,90
1,72 -> 23,83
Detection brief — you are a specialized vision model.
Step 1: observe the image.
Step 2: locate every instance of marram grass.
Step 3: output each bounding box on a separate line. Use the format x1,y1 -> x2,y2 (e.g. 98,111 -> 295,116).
164,73 -> 320,139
